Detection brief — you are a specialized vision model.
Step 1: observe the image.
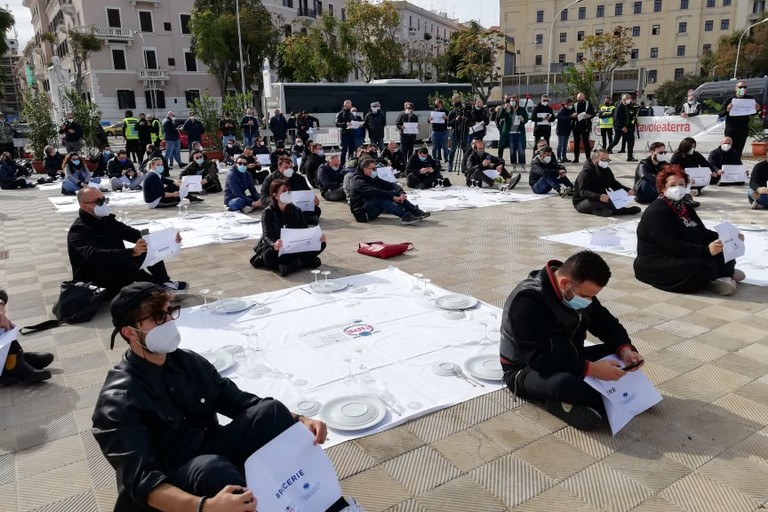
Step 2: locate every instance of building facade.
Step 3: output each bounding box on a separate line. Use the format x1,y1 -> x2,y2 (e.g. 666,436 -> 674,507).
1,38 -> 22,120
500,0 -> 766,102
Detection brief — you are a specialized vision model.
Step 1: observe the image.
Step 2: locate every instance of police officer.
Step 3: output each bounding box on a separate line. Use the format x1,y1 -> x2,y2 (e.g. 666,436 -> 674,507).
598,97 -> 615,150
122,110 -> 141,163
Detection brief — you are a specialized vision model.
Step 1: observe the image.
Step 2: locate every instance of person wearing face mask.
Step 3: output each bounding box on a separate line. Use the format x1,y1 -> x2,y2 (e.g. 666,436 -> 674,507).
633,142 -> 668,204
335,100 -> 357,166
143,157 -> 182,208
250,180 -> 327,275
572,149 -> 640,216
136,113 -> 153,154
93,283 -> 359,512
267,109 -> 287,146
219,112 -> 237,147
381,140 -> 406,176
223,139 -> 243,166
468,99 -> 489,142
181,113 -> 206,156
140,144 -> 169,176
634,166 -> 746,296
89,145 -> 113,178
447,95 -> 471,173
465,140 -> 521,189
528,147 -> 572,197
0,113 -> 19,156
606,94 -> 638,162
224,157 -> 262,213
180,150 -> 222,195
68,188 -> 186,297
497,96 -> 528,166
707,136 -> 744,186
598,97 -> 615,151
301,143 -> 326,188
555,99 -> 574,164
43,145 -> 64,180
363,101 -> 386,151
669,137 -> 719,196
290,138 -> 305,167
61,152 -> 96,195
396,101 -> 419,160
163,111 -> 184,170
719,81 -> 760,159
406,147 -> 450,190
429,99 -> 449,162
532,95 -> 554,155
571,93 -> 595,164
0,151 -> 35,189
349,158 -> 428,225
317,154 -> 346,202
121,110 -> 141,163
58,111 -> 83,153
260,156 -> 320,224
500,250 -> 645,431
680,95 -> 701,118
108,149 -> 144,191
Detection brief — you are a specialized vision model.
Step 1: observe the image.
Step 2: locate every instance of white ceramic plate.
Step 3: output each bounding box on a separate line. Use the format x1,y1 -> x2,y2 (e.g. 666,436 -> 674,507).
320,395 -> 387,431
237,218 -> 260,224
129,219 -> 150,226
293,399 -> 321,417
184,214 -> 204,220
220,344 -> 244,356
435,294 -> 479,311
464,354 -> 504,381
736,224 -> 766,232
310,281 -> 348,293
220,233 -> 249,241
454,203 -> 476,209
432,361 -> 460,377
201,351 -> 234,372
495,196 -> 520,202
212,298 -> 251,314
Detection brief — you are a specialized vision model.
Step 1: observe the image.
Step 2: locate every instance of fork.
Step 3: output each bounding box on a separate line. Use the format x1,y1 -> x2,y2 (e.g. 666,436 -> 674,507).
452,368 -> 485,388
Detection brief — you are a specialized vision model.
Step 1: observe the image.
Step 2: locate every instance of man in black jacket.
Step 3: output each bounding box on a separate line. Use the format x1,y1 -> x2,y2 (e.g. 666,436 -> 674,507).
336,100 -> 356,166
573,150 -> 641,216
349,158 -> 427,225
301,143 -> 326,187
464,140 -> 521,188
708,136 -> 744,186
395,102 -> 419,160
92,283 -> 337,512
719,80 -> 760,158
571,93 -> 595,164
531,95 -> 554,153
317,154 -> 346,201
136,113 -> 153,150
633,142 -> 668,203
67,188 -> 186,298
528,147 -> 572,196
363,101 -> 386,150
607,94 -> 638,162
261,156 -> 320,224
108,149 -> 143,191
500,251 -> 645,430
381,141 -> 406,176
406,147 -> 450,189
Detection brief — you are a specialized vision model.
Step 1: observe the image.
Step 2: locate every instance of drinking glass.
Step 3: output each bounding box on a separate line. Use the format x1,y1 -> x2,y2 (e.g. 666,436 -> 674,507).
411,273 -> 424,294
212,290 -> 224,312
310,269 -> 321,284
422,278 -> 435,300
198,288 -> 211,309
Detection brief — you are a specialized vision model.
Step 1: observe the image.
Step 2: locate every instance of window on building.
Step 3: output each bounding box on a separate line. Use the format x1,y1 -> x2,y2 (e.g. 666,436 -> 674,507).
677,45 -> 685,56
167,57 -> 175,66
707,0 -> 715,6
674,68 -> 684,79
536,10 -> 544,22
106,8 -> 121,28
652,24 -> 660,35
723,0 -> 731,5
615,3 -> 623,15
138,11 -> 153,32
561,9 -> 568,21
753,1 -> 764,13
185,90 -> 200,107
329,3 -> 334,16
577,30 -> 585,41
560,32 -> 567,43
703,43 -> 712,52
680,0 -> 688,7
650,47 -> 658,58
721,19 -> 729,30
705,20 -> 713,31
578,6 -> 586,18
595,28 -> 604,35
535,34 -> 543,44
631,26 -> 640,37
654,0 -> 662,11
678,21 -> 687,33
117,90 -> 136,109
597,5 -> 605,17
144,49 -> 157,69
180,14 -> 191,34
316,1 -> 322,14
576,52 -> 584,62
341,8 -> 345,21
535,55 -> 542,65
184,51 -> 197,72
112,48 -> 126,70
163,22 -> 171,31
647,69 -> 657,82
634,1 -> 642,14
558,54 -> 566,63
630,48 -> 639,59
283,0 -> 294,7
145,90 -> 166,109
284,24 -> 292,37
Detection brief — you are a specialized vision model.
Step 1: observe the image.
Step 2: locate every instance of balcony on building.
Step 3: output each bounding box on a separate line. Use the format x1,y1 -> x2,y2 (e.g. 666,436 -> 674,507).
131,0 -> 161,5
297,8 -> 316,19
90,26 -> 135,44
59,0 -> 76,17
138,68 -> 170,83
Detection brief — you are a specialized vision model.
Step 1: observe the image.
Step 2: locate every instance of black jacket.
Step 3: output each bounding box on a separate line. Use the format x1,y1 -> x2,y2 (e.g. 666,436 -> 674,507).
92,348 -> 264,511
750,160 -> 768,190
252,202 -> 308,263
500,261 -> 632,376
465,150 -> 503,177
349,170 -> 403,212
58,120 -> 83,142
336,109 -> 354,135
136,118 -> 152,142
301,152 -> 325,187
669,151 -> 715,173
363,111 -> 386,140
555,106 -> 574,136
395,112 -> 419,135
573,161 -> 628,205
572,100 -> 595,132
613,103 -> 638,131
707,147 -> 742,169
107,157 -> 137,179
317,163 -> 343,193
532,103 -> 554,129
634,156 -> 665,190
719,95 -> 757,132
260,171 -> 311,208
406,153 -> 442,176
180,160 -> 222,193
529,154 -> 565,186
381,148 -> 406,173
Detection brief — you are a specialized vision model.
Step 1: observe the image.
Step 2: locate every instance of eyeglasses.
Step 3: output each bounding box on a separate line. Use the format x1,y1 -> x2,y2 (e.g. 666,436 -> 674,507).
84,197 -> 110,206
138,305 -> 181,326
236,161 -> 247,165
655,151 -> 667,155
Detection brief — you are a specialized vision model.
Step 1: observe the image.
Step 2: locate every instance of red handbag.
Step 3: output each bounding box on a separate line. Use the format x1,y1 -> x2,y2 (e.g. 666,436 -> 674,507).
357,241 -> 414,259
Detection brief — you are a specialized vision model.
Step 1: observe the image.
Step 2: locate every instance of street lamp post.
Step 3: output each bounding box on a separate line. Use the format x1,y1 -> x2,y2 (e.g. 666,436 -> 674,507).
235,0 -> 247,96
546,0 -> 584,97
733,17 -> 768,80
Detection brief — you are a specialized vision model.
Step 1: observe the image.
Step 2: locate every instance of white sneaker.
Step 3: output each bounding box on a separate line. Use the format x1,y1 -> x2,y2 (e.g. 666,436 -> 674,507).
163,280 -> 189,291
707,277 -> 737,296
733,269 -> 746,283
339,498 -> 365,512
240,205 -> 253,214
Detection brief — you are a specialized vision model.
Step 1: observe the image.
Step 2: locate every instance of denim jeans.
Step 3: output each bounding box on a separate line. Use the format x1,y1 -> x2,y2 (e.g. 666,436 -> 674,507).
748,189 -> 768,207
110,174 -> 144,191
364,197 -> 416,220
228,196 -> 257,211
509,133 -> 526,165
165,139 -> 183,167
531,175 -> 560,194
431,131 -> 449,161
61,177 -> 101,195
557,135 -> 569,161
221,135 -> 236,147
243,134 -> 255,148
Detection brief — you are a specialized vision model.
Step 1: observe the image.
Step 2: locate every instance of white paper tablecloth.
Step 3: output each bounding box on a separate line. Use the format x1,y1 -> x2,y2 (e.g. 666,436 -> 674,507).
412,187 -> 550,213
48,190 -> 147,212
176,267 -> 504,448
126,212 -> 262,249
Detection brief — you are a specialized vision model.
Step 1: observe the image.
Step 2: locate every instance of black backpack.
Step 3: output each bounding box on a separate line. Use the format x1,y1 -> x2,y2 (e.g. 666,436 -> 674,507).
20,281 -> 106,334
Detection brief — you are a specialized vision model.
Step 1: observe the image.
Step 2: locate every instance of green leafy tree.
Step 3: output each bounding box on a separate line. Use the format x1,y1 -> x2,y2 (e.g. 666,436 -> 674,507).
709,19 -> 768,78
189,91 -> 223,149
654,74 -> 711,108
63,89 -> 102,154
579,26 -> 633,103
345,0 -> 403,80
21,91 -> 57,159
276,33 -> 322,82
221,91 -> 254,138
558,66 -> 596,104
276,14 -> 354,82
447,22 -> 504,102
68,29 -> 105,96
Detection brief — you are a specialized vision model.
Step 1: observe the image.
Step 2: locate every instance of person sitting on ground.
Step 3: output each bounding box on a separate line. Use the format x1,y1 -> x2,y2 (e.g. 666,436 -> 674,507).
61,152 -> 96,195
139,144 -> 168,176
250,179 -> 326,276
261,155 -> 321,224
92,283 -> 362,512
269,141 -> 291,172
290,138 -> 306,167
464,140 -> 521,188
180,150 -> 222,194
225,156 -> 262,213
381,141 -> 406,177
632,142 -> 668,204
108,149 -> 144,191
143,157 -> 181,209
241,145 -> 269,184
43,146 -> 64,180
89,146 -> 113,178
708,136 -> 744,186
634,165 -> 746,296
349,157 -> 429,225
748,155 -> 768,210
0,289 -> 54,385
0,152 -> 35,189
301,143 -> 326,188
669,137 -> 720,194
223,139 -> 242,166
572,150 -> 641,217
68,187 -> 186,298
500,250 -> 645,431
406,147 -> 450,189
528,146 -> 572,197
317,153 -> 346,202
251,136 -> 270,156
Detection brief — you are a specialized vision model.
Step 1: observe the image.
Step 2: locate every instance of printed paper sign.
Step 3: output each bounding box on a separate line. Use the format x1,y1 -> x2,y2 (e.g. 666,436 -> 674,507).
141,227 -> 180,269
714,222 -> 746,263
376,166 -> 397,183
181,175 -> 203,193
730,98 -> 757,117
685,167 -> 712,187
291,190 -> 316,212
256,154 -> 271,166
720,164 -> 747,184
607,189 -> 632,209
279,225 -> 322,256
429,111 -> 446,123
402,122 -> 419,135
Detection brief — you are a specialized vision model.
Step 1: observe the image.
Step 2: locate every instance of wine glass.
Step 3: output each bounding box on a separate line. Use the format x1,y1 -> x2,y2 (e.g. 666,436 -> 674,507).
177,203 -> 184,219
320,270 -> 331,290
198,288 -> 211,309
212,290 -> 224,312
422,278 -> 435,301
411,273 -> 424,294
310,269 -> 321,285
342,356 -> 357,385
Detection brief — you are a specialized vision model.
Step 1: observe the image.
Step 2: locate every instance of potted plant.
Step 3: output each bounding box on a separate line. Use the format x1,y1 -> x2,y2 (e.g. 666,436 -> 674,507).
20,90 -> 57,172
189,92 -> 224,160
749,114 -> 768,157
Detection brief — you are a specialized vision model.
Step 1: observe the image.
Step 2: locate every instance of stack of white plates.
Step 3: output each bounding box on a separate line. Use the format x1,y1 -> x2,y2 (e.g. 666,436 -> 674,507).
464,355 -> 503,381
319,395 -> 387,431
434,294 -> 478,311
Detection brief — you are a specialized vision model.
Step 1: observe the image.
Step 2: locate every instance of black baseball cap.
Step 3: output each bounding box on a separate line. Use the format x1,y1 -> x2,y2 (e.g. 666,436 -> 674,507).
109,282 -> 163,349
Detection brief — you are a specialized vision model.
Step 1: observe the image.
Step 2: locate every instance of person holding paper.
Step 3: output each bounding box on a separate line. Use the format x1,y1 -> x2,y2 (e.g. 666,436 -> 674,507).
0,289 -> 54,385
468,99 -> 490,141
554,98 -> 574,164
93,283 -> 340,512
573,150 -> 641,217
430,99 -> 450,162
349,158 -> 428,224
219,112 -> 237,147
396,102 -> 419,160
708,136 -> 744,186
634,165 -> 746,296
251,180 -> 326,275
225,157 -> 262,213
748,157 -> 768,209
718,81 -> 760,158
500,251 -> 645,430
317,154 -> 347,202
571,93 -> 595,164
381,141 -> 406,176
108,149 -> 144,191
241,144 -> 270,184
670,137 -> 720,195
143,158 -> 182,209
335,100 -> 357,166
680,95 -> 701,118
498,95 -> 529,169
179,150 -> 222,194
261,156 -> 321,225
465,140 -> 521,189
363,101 -> 386,151
531,95 -> 554,154
528,146 -> 572,196
406,147 -> 450,190
633,142 -> 668,204
69,188 -> 187,297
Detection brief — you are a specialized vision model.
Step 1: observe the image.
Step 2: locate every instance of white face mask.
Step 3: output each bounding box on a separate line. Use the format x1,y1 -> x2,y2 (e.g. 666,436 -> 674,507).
655,153 -> 667,162
278,191 -> 293,204
283,168 -> 294,178
93,202 -> 110,218
598,160 -> 610,169
510,101 -> 517,106
542,156 -> 552,164
372,108 -> 379,113
687,148 -> 695,155
136,321 -> 181,354
721,144 -> 731,152
664,185 -> 686,202
405,109 -> 413,114
541,100 -> 549,105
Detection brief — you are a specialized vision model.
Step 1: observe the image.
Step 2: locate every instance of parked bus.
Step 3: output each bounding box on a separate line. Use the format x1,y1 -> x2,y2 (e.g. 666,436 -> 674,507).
693,77 -> 768,124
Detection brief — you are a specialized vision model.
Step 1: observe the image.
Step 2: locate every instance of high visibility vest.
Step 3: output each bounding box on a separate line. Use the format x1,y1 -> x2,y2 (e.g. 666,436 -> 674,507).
598,105 -> 615,129
151,118 -> 163,140
123,117 -> 139,139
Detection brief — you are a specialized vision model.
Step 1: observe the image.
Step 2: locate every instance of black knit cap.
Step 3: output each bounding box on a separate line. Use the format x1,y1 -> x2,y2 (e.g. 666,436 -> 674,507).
109,282 -> 162,349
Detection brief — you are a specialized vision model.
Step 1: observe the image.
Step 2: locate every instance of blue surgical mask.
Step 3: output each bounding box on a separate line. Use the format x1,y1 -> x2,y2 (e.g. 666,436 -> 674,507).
155,165 -> 164,174
370,170 -> 378,179
237,165 -> 247,173
72,159 -> 81,165
419,156 -> 427,162
194,158 -> 204,165
563,284 -> 592,310
103,151 -> 112,157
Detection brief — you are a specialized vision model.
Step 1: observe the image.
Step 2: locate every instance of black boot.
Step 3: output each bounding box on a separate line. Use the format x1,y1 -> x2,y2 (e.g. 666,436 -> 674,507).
1,352 -> 51,385
23,351 -> 55,370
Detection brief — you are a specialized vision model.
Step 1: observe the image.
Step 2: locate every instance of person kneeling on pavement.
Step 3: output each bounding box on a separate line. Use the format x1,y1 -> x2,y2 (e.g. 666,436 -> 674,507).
573,150 -> 641,217
0,289 -> 54,385
92,283 -> 362,512
180,149 -> 222,195
250,179 -> 326,276
349,158 -> 429,225
406,147 -> 450,189
529,146 -> 573,196
464,140 -> 521,189
500,251 -> 645,430
225,156 -> 262,213
68,187 -> 187,298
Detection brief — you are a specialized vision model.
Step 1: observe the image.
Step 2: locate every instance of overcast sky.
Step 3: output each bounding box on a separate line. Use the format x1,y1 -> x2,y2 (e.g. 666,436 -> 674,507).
5,0 -> 499,50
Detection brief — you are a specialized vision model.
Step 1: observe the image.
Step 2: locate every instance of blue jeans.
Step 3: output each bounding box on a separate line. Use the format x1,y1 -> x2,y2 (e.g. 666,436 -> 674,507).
110,175 -> 144,191
635,181 -> 658,204
748,189 -> 768,207
61,177 -> 101,195
165,139 -> 183,167
509,133 -> 526,165
557,135 -> 569,161
531,175 -> 560,194
364,197 -> 417,220
222,135 -> 236,147
228,196 -> 258,211
431,131 -> 449,161
243,134 -> 255,148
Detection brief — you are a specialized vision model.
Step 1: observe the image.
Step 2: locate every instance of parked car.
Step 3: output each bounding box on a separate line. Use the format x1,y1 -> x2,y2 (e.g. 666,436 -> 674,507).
104,122 -> 124,137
